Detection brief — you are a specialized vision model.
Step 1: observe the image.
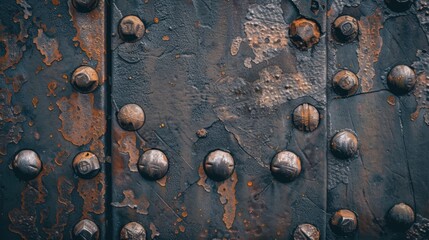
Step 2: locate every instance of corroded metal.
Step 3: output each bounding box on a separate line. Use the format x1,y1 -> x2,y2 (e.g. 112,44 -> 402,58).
293,223 -> 320,240
330,209 -> 358,234
293,103 -> 320,132
289,18 -> 321,50
204,150 -> 235,182
118,15 -> 145,42
137,149 -> 169,180
332,15 -> 359,43
120,222 -> 146,240
270,151 -> 302,182
117,104 -> 145,131
73,219 -> 99,240
71,66 -> 100,93
330,130 -> 358,159
387,203 -> 415,229
332,70 -> 359,96
12,149 -> 42,180
72,151 -> 101,179
387,65 -> 416,95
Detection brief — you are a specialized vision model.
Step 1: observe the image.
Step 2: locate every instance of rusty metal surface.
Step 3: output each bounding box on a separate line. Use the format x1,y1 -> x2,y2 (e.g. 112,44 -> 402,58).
0,0 -> 106,239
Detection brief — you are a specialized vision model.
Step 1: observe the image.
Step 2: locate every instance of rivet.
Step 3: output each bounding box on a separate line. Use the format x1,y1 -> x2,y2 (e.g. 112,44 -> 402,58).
120,222 -> 146,240
13,150 -> 42,180
332,70 -> 359,96
138,149 -> 169,180
72,152 -> 101,179
289,18 -> 321,50
117,104 -> 145,131
387,65 -> 416,95
293,224 -> 320,240
385,0 -> 414,12
119,15 -> 145,42
204,150 -> 235,182
332,15 -> 359,43
330,130 -> 358,159
293,103 -> 320,132
387,203 -> 415,229
72,0 -> 99,13
270,151 -> 301,182
71,66 -> 99,93
330,209 -> 358,234
73,219 -> 99,240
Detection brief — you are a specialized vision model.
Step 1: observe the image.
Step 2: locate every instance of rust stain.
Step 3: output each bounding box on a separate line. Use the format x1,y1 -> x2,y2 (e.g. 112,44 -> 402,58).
54,150 -> 70,166
32,96 -> 38,108
0,29 -> 25,74
387,95 -> 396,106
33,29 -> 62,66
77,173 -> 106,218
197,163 -> 211,192
52,0 -> 60,6
357,9 -> 383,92
179,225 -> 185,233
111,189 -> 150,215
411,73 -> 429,121
34,166 -> 52,204
116,129 -> 139,172
47,81 -> 57,96
43,176 -> 74,239
56,92 -> 106,146
68,0 -> 105,83
150,222 -> 160,239
230,37 -> 242,56
0,88 -> 25,155
13,12 -> 29,43
156,176 -> 167,187
5,74 -> 27,92
217,171 -> 238,229
90,138 -> 105,162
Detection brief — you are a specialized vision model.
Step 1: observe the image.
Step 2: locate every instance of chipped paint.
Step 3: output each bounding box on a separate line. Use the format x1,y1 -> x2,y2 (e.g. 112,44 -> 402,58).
387,95 -> 396,106
230,37 -> 242,56
357,9 -> 383,92
0,29 -> 25,74
54,150 -> 70,166
197,163 -> 211,193
111,189 -> 150,214
116,129 -> 139,172
77,173 -> 106,217
217,172 -> 238,229
0,88 -> 25,155
33,29 -> 62,66
411,49 -> 429,122
56,93 -> 106,146
150,222 -> 160,239
68,0 -> 106,83
156,176 -> 167,187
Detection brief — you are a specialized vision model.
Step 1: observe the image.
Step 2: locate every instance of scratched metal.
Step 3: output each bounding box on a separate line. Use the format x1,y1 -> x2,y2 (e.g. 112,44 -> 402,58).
0,0 -> 107,239
110,0 -> 327,239
327,0 -> 429,239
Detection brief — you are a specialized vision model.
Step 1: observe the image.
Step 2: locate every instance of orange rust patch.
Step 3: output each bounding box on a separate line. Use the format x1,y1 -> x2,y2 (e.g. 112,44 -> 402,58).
179,225 -> 185,233
52,0 -> 60,6
77,173 -> 106,218
162,35 -> 170,41
411,73 -> 429,121
156,175 -> 167,187
387,95 -> 396,106
90,138 -> 105,162
5,74 -> 26,93
116,129 -> 139,172
357,9 -> 383,92
68,0 -> 105,83
217,171 -> 238,229
47,81 -> 57,97
34,165 -> 52,204
32,96 -> 39,108
0,88 -> 25,155
43,176 -> 74,239
0,30 -> 25,74
197,163 -> 211,192
247,181 -> 253,187
111,189 -> 150,215
154,17 -> 159,23
33,29 -> 62,66
54,150 -> 70,166
56,92 -> 106,146
150,222 -> 160,239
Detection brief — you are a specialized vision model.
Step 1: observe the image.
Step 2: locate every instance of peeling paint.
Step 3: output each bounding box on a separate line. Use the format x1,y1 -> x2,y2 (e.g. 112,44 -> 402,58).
111,189 -> 150,215
230,37 -> 242,56
77,173 -> 106,217
116,129 -> 139,172
411,49 -> 429,122
150,222 -> 160,239
33,29 -> 62,66
197,163 -> 211,193
217,172 -> 238,229
0,88 -> 25,155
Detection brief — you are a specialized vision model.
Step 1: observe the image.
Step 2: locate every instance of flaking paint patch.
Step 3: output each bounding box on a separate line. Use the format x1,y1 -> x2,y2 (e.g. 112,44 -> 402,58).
56,93 -> 106,146
357,9 -> 383,92
150,222 -> 160,239
77,173 -> 106,218
0,88 -> 25,155
16,0 -> 32,19
416,1 -> 429,42
230,37 -> 242,56
197,163 -> 211,192
217,171 -> 238,229
33,29 -> 62,66
411,49 -> 429,123
116,129 -> 139,172
111,189 -> 150,215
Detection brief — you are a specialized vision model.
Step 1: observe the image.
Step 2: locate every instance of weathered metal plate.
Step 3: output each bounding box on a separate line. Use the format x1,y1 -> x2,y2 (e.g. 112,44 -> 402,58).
0,0 -> 107,239
110,0 -> 327,239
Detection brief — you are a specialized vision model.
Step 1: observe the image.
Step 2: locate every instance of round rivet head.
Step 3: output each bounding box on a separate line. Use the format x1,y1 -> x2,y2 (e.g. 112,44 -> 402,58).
73,219 -> 99,240
385,0 -> 414,12
72,152 -> 100,179
138,149 -> 169,180
204,150 -> 235,181
387,203 -> 415,229
387,65 -> 416,95
330,209 -> 358,234
289,18 -> 321,50
332,70 -> 359,96
119,15 -> 145,42
13,150 -> 42,180
71,66 -> 99,93
72,0 -> 99,13
293,103 -> 320,132
120,222 -> 146,240
117,104 -> 145,131
270,151 -> 301,182
293,224 -> 320,240
332,15 -> 359,43
330,130 -> 358,159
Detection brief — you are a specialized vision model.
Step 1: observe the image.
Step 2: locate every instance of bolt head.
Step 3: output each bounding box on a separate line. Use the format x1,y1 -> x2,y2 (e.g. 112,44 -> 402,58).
330,209 -> 358,234
385,0 -> 414,12
332,70 -> 359,96
72,0 -> 99,13
331,130 -> 358,159
293,103 -> 320,132
387,203 -> 415,229
289,18 -> 321,50
119,15 -> 145,42
293,224 -> 320,240
73,152 -> 101,179
71,66 -> 99,93
332,15 -> 359,43
73,219 -> 99,240
387,65 -> 416,95
117,104 -> 145,131
13,150 -> 42,180
138,149 -> 169,180
270,151 -> 301,182
204,150 -> 235,181
120,222 -> 146,240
